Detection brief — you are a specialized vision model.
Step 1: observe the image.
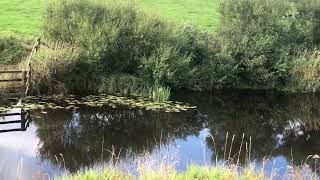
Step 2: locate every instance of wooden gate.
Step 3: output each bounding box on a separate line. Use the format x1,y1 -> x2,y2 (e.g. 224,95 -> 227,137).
0,38 -> 40,132
0,69 -> 28,97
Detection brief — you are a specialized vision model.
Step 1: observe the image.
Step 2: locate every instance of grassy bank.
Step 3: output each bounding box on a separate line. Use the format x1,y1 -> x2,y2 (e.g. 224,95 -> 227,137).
0,0 -> 219,37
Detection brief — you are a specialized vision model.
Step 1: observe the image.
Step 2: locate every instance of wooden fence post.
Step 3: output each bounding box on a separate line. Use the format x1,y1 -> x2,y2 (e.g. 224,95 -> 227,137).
22,71 -> 27,97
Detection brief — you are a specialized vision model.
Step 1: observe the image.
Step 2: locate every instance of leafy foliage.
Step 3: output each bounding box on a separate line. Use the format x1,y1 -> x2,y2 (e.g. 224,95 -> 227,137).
24,0 -> 320,95
218,0 -> 320,89
30,42 -> 90,94
0,35 -> 27,65
289,51 -> 320,92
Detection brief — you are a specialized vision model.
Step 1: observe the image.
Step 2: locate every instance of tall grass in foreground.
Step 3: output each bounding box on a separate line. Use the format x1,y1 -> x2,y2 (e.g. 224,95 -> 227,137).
58,166 -> 264,180
53,133 -> 319,180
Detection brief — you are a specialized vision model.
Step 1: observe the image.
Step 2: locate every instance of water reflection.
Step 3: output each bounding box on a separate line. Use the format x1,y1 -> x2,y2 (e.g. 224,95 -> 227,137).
0,109 -> 32,133
33,107 -> 203,173
174,90 -> 320,174
0,91 -> 320,178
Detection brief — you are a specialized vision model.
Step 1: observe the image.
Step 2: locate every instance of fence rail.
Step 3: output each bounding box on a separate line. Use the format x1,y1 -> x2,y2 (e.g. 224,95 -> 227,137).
0,70 -> 24,74
0,38 -> 40,98
0,39 -> 40,133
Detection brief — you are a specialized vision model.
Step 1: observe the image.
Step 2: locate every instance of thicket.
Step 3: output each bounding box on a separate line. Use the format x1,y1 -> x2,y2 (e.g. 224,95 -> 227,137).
218,0 -> 320,90
0,35 -> 28,65
33,0 -> 233,100
23,0 -> 320,99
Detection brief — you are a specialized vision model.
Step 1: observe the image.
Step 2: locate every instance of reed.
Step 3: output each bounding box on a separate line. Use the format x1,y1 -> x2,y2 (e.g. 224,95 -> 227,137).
149,84 -> 171,102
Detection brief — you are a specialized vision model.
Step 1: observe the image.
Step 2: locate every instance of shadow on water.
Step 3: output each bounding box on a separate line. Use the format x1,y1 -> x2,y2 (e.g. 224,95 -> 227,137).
1,90 -> 320,178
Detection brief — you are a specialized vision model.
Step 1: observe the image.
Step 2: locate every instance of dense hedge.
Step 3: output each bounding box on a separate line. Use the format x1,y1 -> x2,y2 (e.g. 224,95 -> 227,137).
0,35 -> 28,65
28,0 -> 320,95
218,0 -> 320,90
34,0 -> 233,96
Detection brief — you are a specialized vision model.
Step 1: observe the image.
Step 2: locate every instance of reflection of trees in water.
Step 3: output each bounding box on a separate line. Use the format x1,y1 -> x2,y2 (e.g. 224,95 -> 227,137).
34,107 -> 203,173
174,90 -> 320,168
33,91 -> 320,173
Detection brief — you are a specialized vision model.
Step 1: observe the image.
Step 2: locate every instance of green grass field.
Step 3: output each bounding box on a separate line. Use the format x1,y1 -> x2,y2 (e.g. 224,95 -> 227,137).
136,0 -> 220,29
0,0 -> 44,36
0,0 -> 219,37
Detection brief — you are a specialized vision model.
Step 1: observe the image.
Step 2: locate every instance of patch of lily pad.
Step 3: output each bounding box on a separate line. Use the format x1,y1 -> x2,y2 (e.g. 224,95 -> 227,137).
0,94 -> 197,113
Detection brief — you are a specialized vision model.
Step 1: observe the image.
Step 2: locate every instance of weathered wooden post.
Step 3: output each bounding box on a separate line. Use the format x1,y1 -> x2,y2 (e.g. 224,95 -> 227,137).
21,71 -> 27,97
35,38 -> 41,52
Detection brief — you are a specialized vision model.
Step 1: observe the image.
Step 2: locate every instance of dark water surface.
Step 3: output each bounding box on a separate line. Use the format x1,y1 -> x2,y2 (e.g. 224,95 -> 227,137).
1,90 -> 320,179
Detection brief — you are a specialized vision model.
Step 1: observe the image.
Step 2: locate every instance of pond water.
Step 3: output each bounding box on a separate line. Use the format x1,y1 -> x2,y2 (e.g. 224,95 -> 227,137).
0,90 -> 320,179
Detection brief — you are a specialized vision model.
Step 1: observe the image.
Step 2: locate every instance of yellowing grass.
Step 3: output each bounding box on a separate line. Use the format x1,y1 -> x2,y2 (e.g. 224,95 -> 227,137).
58,165 -> 266,180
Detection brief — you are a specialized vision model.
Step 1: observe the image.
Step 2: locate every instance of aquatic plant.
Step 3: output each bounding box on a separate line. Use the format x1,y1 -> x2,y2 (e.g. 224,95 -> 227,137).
98,74 -> 171,102
0,94 -> 196,113
149,84 -> 171,102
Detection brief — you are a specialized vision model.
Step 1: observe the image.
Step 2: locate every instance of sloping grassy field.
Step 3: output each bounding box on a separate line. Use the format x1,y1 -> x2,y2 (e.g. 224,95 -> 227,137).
136,0 -> 220,29
0,0 -> 44,36
0,0 -> 219,37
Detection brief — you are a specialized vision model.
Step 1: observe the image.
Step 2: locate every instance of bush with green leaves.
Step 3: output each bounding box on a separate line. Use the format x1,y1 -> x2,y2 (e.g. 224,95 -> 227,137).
36,0 -> 320,96
173,25 -> 239,90
0,35 -> 28,65
30,42 -> 100,95
289,51 -> 320,92
218,0 -> 320,89
43,0 -> 174,74
41,0 -> 233,95
139,44 -> 191,87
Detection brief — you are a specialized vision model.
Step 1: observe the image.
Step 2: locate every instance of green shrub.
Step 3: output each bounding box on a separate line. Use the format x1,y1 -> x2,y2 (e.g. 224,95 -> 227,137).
41,0 -> 190,97
188,53 -> 240,91
175,24 -> 218,66
39,0 -> 320,95
218,0 -> 320,88
172,25 -> 240,90
43,0 -> 173,73
30,42 -> 99,94
139,44 -> 191,88
0,35 -> 28,65
289,51 -> 320,92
